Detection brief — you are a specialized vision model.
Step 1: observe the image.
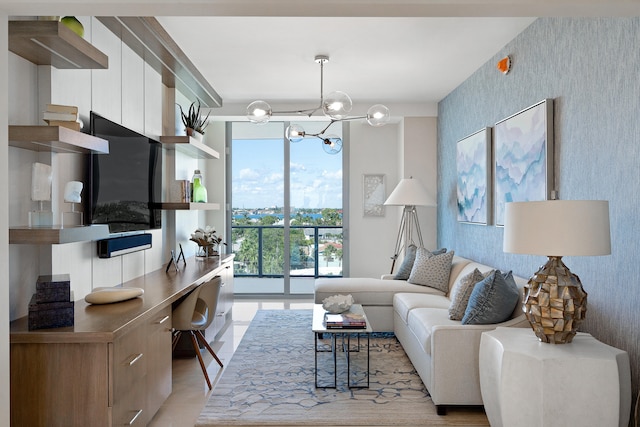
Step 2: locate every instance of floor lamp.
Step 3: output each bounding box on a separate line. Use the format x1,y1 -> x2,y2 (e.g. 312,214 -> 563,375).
384,177 -> 436,274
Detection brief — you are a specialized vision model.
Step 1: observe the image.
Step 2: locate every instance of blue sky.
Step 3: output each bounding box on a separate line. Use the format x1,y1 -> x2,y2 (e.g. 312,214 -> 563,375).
232,138 -> 343,210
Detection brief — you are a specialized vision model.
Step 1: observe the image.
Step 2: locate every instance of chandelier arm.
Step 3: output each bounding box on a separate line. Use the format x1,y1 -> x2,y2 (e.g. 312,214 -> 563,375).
304,120 -> 338,138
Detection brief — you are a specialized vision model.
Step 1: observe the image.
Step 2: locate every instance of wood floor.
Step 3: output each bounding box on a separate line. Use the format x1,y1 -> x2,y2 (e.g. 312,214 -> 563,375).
147,298 -> 490,426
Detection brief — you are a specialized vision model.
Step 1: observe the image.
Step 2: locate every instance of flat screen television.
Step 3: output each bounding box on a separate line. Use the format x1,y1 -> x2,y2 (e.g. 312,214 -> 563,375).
88,112 -> 162,233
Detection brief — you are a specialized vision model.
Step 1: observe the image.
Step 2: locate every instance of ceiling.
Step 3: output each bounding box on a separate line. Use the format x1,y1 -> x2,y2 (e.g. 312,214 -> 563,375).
157,16 -> 535,117
3,0 -> 637,118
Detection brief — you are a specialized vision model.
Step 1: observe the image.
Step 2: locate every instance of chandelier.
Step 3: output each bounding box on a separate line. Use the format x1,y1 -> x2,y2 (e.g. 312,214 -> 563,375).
246,55 -> 390,154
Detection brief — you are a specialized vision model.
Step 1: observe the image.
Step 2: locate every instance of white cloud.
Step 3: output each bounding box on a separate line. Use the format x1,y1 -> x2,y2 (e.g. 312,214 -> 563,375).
239,168 -> 260,180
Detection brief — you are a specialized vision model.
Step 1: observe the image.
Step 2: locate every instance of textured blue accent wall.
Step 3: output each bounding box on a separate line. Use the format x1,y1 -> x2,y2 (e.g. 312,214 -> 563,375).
438,17 -> 640,402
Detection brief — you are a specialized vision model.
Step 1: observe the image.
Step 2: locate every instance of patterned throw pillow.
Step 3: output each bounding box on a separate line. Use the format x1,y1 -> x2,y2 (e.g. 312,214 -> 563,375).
462,270 -> 519,325
448,268 -> 487,320
407,248 -> 455,293
394,246 -> 446,280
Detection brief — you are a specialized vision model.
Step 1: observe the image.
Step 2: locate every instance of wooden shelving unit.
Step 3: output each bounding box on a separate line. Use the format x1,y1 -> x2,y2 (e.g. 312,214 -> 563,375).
159,135 -> 220,159
9,225 -> 110,245
9,20 -> 108,69
9,125 -> 109,154
152,202 -> 220,211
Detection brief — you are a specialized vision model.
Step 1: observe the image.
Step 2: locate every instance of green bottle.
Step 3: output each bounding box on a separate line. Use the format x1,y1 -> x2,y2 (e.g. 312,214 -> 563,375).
192,169 -> 207,203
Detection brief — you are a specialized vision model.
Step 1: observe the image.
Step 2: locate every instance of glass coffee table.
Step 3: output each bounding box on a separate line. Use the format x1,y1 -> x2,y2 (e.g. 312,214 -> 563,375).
312,303 -> 373,389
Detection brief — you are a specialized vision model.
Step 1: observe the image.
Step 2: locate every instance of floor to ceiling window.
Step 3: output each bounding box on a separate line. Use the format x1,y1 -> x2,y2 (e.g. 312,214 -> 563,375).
229,121 -> 345,296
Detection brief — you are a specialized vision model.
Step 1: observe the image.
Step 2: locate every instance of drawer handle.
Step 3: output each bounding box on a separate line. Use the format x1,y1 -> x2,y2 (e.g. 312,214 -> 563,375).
158,315 -> 170,324
128,409 -> 143,425
128,353 -> 144,366
216,311 -> 225,317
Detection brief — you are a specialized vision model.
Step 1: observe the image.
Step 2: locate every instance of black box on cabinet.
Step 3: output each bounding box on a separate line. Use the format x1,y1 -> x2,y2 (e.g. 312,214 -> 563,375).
97,233 -> 152,258
28,294 -> 74,330
35,274 -> 71,303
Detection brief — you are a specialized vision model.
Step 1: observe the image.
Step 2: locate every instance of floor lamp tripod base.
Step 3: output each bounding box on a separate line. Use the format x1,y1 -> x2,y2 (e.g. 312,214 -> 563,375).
390,205 -> 423,274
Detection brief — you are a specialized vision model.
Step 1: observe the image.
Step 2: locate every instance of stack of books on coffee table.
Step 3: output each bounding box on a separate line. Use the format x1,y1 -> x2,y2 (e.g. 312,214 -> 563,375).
324,305 -> 367,329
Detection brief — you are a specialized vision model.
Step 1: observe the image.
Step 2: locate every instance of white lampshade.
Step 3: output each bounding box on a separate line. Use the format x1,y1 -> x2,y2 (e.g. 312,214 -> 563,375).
384,177 -> 436,207
503,200 -> 611,257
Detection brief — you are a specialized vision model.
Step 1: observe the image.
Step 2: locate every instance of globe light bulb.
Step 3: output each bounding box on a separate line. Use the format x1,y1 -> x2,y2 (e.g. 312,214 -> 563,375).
286,124 -> 306,143
321,134 -> 343,155
323,91 -> 352,120
366,104 -> 390,127
246,100 -> 272,124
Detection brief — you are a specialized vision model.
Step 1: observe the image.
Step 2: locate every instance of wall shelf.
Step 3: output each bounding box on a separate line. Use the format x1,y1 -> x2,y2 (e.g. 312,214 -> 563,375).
152,202 -> 220,211
9,125 -> 109,154
9,225 -> 110,245
159,135 -> 219,159
97,17 -> 221,108
9,20 -> 108,69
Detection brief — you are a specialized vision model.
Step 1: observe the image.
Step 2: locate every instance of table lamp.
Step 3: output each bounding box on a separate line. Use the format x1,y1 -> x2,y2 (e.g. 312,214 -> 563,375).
384,177 -> 436,273
503,200 -> 611,344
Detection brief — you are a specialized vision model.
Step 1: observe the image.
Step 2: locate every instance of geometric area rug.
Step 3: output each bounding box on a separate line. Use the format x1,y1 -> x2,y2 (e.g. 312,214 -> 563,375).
196,310 -> 487,426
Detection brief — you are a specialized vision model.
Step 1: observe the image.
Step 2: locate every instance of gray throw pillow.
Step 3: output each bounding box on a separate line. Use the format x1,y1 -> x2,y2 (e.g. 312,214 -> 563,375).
407,248 -> 454,293
394,246 -> 446,280
462,270 -> 519,325
394,244 -> 417,280
448,268 -> 487,320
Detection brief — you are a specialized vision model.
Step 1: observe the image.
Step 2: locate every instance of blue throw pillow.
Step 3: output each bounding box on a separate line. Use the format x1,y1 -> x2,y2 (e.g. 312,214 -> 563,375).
394,244 -> 418,280
461,269 -> 519,325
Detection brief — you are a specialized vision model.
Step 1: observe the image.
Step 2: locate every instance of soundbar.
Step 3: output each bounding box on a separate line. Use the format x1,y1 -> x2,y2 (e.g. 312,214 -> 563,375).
97,234 -> 152,258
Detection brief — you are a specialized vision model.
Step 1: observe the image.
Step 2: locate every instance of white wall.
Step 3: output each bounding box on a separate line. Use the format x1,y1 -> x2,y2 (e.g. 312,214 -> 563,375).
0,13 -> 10,427
348,117 -> 437,278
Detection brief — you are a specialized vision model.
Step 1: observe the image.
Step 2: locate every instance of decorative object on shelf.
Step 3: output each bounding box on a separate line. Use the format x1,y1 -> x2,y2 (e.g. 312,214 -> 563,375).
60,16 -> 84,38
503,200 -> 611,344
84,286 -> 144,305
190,226 -> 226,257
191,169 -> 207,202
457,127 -> 491,225
384,177 -> 437,273
61,181 -> 84,227
178,100 -> 210,141
29,162 -> 53,227
363,174 -> 386,217
246,54 -> 390,155
494,98 -> 554,226
497,55 -> 511,74
322,294 -> 354,314
29,274 -> 73,330
43,103 -> 81,131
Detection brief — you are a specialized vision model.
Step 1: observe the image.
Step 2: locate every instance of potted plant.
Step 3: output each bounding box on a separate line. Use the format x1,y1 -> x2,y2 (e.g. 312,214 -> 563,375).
190,226 -> 226,257
178,100 -> 210,141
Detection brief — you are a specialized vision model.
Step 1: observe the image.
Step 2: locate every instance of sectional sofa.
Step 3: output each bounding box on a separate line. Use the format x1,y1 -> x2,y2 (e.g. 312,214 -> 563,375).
314,253 -> 529,414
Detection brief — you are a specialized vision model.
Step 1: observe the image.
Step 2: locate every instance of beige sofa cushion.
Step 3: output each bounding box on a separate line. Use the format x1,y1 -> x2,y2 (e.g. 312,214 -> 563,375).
406,307 -> 457,356
315,277 -> 445,307
394,293 -> 450,325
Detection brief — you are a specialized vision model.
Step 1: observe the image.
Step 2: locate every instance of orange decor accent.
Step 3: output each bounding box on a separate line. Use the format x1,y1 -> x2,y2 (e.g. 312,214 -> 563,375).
497,56 -> 511,74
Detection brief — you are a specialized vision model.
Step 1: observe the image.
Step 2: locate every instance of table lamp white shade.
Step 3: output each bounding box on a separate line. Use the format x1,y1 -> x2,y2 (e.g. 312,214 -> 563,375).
384,177 -> 436,207
503,200 -> 611,257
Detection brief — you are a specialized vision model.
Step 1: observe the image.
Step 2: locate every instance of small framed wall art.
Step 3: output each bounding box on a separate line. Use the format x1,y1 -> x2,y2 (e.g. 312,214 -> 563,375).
363,174 -> 386,217
494,98 -> 554,226
456,127 -> 492,225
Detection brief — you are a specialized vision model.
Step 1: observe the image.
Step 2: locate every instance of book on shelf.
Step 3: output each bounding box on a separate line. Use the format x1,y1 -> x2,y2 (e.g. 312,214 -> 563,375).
324,306 -> 367,329
46,103 -> 79,115
43,120 -> 81,131
43,111 -> 78,122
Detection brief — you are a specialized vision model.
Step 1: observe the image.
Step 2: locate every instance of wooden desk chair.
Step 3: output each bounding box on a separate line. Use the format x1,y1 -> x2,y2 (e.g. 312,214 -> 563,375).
172,275 -> 224,389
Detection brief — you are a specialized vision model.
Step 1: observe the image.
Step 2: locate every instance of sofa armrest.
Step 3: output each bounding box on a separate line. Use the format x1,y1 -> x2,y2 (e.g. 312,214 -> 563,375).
380,274 -> 395,280
427,315 -> 529,406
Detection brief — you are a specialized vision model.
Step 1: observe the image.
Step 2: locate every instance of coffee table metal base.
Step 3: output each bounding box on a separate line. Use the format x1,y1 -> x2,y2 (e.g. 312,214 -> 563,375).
314,331 -> 370,389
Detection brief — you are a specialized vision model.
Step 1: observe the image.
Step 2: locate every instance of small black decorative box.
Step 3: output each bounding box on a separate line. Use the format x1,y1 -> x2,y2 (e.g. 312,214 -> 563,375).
35,274 -> 71,303
28,293 -> 74,330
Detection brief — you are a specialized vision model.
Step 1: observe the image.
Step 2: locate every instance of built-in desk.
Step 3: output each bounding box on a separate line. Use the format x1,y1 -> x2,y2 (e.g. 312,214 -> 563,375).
10,254 -> 234,427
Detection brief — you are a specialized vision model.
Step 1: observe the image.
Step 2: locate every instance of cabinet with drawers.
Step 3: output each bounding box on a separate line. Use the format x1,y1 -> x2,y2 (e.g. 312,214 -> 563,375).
10,254 -> 233,426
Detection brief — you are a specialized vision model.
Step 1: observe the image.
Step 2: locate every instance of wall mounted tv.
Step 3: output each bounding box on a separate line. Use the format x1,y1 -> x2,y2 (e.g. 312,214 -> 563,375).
88,112 -> 162,233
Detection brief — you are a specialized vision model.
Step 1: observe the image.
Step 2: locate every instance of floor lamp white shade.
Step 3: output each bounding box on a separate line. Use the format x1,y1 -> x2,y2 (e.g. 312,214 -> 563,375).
384,177 -> 436,273
384,177 -> 436,207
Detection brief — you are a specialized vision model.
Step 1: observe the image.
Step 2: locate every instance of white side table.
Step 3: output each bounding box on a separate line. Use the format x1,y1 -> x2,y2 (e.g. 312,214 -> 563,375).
480,327 -> 631,427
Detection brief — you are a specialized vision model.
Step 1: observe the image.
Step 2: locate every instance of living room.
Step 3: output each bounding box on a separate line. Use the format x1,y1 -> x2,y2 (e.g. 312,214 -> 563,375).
2,1 -> 640,426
